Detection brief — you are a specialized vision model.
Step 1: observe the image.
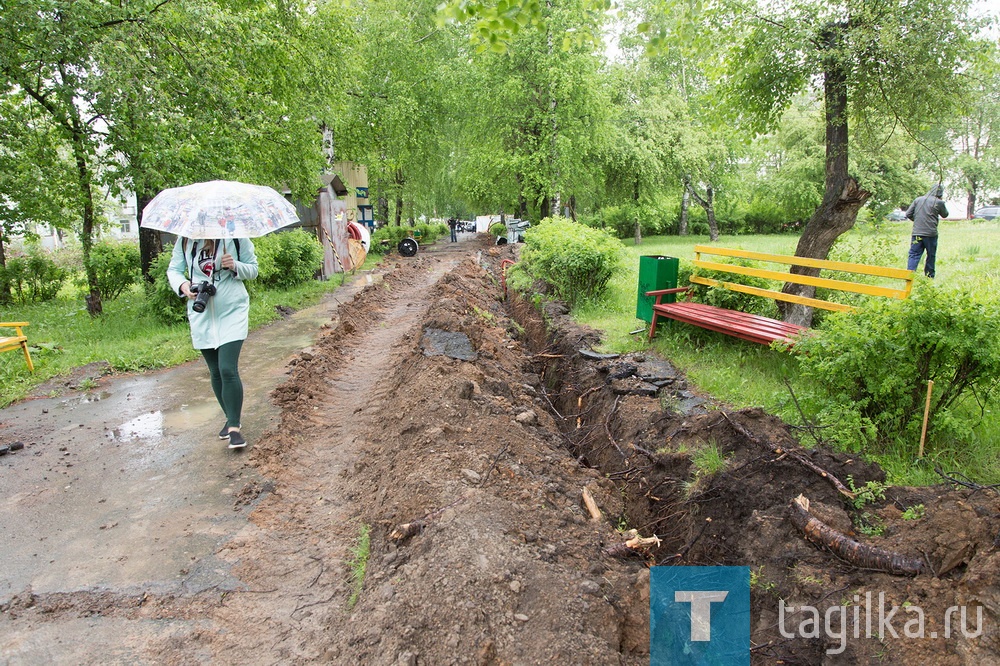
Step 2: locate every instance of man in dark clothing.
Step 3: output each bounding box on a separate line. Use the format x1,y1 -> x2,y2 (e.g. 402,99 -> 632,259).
448,218 -> 458,242
905,184 -> 949,278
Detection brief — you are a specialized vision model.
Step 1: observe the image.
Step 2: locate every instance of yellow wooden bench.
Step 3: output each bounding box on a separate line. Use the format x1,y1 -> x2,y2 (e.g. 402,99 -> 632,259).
0,322 -> 34,372
646,246 -> 914,346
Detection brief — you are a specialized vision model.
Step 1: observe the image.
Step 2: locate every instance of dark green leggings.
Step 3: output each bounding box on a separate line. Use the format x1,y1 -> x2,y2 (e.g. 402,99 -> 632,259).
201,340 -> 244,429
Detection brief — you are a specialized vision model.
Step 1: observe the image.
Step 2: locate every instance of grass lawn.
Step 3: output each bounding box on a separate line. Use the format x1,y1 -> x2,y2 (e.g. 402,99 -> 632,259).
573,219 -> 1000,486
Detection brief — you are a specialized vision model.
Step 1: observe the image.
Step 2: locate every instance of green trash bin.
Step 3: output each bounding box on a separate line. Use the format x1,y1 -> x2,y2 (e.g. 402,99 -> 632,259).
636,255 -> 680,323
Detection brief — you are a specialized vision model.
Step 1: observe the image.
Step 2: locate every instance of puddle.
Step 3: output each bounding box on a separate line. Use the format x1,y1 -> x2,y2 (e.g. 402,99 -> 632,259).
107,411 -> 164,442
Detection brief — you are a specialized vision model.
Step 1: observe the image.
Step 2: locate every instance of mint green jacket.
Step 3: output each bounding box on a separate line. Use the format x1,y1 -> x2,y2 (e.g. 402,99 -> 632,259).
167,238 -> 259,350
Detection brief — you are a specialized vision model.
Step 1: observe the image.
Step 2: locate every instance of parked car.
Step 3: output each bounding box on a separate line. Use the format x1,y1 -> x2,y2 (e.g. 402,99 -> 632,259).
973,206 -> 999,221
886,209 -> 908,221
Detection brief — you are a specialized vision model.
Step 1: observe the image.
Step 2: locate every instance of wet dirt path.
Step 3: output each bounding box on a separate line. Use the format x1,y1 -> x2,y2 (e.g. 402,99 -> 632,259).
0,241 -> 468,664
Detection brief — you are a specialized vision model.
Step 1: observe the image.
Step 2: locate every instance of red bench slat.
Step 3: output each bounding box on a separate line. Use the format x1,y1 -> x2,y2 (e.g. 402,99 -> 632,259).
651,302 -> 806,345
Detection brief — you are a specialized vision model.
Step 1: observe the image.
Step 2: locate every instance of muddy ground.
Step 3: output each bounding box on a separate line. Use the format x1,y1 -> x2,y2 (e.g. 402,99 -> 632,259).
3,236 -> 1000,665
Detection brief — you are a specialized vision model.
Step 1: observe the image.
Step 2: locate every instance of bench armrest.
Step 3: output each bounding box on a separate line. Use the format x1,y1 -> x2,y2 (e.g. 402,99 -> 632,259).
644,287 -> 690,297
645,287 -> 690,305
0,322 -> 30,328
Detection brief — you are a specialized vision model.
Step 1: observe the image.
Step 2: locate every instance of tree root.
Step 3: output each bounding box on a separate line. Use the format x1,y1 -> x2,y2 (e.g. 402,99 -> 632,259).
789,495 -> 925,576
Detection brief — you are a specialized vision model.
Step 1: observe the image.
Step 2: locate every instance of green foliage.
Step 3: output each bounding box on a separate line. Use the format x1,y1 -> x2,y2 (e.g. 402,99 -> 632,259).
0,247 -> 68,304
516,218 -> 624,307
793,283 -> 1000,452
691,442 -> 728,477
144,244 -> 188,325
253,229 -> 324,290
82,241 -> 141,301
347,523 -> 371,609
846,475 -> 887,510
489,222 -> 507,238
901,504 -> 926,521
685,257 -> 780,319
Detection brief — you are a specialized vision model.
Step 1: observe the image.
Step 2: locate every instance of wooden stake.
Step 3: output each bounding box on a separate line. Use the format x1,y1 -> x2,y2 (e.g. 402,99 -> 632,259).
919,380 -> 934,458
582,487 -> 602,521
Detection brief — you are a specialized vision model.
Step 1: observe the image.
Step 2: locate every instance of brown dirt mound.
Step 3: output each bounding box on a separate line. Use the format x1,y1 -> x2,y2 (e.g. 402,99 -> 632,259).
183,239 -> 1000,665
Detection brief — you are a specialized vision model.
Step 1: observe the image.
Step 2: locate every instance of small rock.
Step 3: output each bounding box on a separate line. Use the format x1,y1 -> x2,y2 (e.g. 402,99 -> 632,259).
509,580 -> 521,593
579,349 -> 620,361
514,613 -> 529,622
461,468 -> 481,483
515,410 -> 538,425
300,351 -> 314,361
397,651 -> 418,666
580,580 -> 601,596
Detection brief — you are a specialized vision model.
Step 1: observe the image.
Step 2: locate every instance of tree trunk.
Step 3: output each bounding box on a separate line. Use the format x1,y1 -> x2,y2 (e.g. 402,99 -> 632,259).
394,169 -> 405,226
633,175 -> 642,245
377,194 -> 389,227
966,182 -> 977,219
137,192 -> 162,283
679,181 -> 690,236
780,23 -> 870,327
569,194 -> 577,222
684,176 -> 719,241
69,115 -> 102,317
0,229 -> 9,305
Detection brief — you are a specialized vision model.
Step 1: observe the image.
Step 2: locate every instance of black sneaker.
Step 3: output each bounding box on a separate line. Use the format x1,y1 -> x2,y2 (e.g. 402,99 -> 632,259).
227,430 -> 247,449
219,423 -> 231,440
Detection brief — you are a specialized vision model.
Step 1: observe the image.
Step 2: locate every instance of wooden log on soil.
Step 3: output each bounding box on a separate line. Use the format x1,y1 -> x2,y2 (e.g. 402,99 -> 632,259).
582,486 -> 602,521
789,495 -> 925,576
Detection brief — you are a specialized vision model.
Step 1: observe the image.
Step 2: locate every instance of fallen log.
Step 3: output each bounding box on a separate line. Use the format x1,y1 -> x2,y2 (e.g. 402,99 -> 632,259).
789,495 -> 925,576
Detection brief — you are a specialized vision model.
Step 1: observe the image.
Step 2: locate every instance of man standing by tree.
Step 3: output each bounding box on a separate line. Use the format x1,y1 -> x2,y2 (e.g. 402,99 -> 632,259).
448,217 -> 458,243
905,184 -> 949,278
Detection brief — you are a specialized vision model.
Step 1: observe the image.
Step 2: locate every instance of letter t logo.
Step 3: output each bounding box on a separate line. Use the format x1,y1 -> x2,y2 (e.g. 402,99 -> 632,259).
675,591 -> 729,641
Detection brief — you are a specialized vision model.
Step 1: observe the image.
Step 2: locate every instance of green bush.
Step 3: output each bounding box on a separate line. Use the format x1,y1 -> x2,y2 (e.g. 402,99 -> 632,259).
516,217 -> 624,307
791,283 -> 1000,452
144,244 -> 188,325
683,258 -> 780,318
1,247 -> 68,304
489,222 -> 507,238
254,229 -> 323,289
84,240 -> 141,301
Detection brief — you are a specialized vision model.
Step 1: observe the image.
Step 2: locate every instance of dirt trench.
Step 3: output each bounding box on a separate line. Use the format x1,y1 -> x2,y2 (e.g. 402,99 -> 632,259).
214,240 -> 1000,665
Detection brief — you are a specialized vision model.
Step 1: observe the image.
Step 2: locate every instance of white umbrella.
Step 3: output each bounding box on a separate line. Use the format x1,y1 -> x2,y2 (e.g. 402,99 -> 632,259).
140,180 -> 300,239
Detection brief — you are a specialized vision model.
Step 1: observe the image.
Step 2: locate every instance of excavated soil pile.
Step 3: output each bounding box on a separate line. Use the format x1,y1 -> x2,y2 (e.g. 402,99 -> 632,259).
148,241 -> 1000,665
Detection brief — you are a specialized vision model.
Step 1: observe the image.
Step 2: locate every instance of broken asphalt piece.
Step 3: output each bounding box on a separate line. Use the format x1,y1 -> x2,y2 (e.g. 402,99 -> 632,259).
606,362 -> 638,380
578,349 -> 620,361
420,328 -> 478,361
611,378 -> 660,397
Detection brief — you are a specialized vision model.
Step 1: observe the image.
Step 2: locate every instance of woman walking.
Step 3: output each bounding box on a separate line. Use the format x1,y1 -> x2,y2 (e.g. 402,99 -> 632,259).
167,237 -> 259,449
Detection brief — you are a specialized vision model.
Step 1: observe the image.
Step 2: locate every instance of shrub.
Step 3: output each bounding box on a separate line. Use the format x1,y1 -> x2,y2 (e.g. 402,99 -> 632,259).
684,258 -> 780,318
791,283 -> 1000,452
253,229 -> 323,289
84,240 -> 141,301
144,244 -> 188,325
0,247 -> 67,303
489,222 -> 507,238
516,217 -> 624,307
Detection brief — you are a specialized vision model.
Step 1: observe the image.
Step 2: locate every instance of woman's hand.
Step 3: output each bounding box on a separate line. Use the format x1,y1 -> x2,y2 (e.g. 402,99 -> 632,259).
180,281 -> 197,299
220,252 -> 235,271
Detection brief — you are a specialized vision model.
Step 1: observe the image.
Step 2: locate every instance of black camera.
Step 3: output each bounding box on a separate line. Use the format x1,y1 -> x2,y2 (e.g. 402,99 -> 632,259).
191,281 -> 217,313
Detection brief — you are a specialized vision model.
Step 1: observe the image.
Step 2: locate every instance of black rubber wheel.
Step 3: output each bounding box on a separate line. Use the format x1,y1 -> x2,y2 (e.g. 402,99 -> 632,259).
398,237 -> 419,257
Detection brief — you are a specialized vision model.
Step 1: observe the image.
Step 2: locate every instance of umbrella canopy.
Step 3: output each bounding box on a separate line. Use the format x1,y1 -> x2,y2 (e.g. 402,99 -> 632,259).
140,180 -> 300,239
